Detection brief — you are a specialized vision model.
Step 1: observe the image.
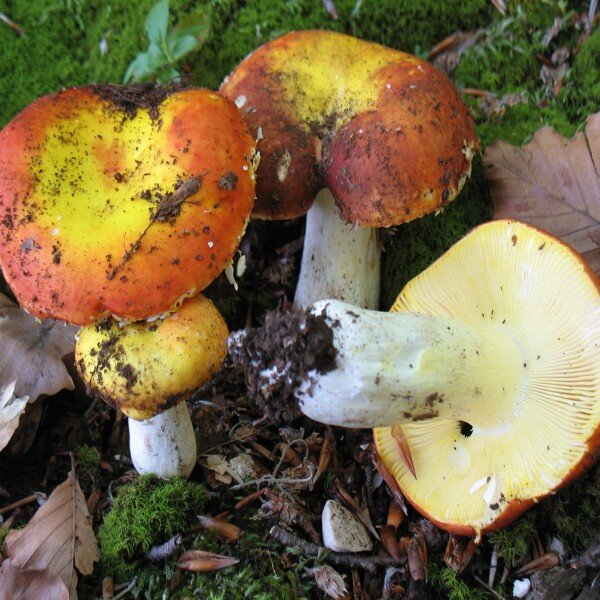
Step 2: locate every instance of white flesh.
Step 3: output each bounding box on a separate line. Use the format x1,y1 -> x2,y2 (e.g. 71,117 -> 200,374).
294,189 -> 380,310
128,402 -> 197,479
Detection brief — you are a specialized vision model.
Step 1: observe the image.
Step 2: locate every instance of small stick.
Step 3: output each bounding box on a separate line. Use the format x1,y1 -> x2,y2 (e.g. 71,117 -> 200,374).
489,549 -> 498,588
311,427 -> 334,489
102,576 -> 114,600
0,493 -> 43,515
473,574 -> 506,600
270,525 -> 398,574
112,577 -> 138,600
234,487 -> 266,511
0,13 -> 26,36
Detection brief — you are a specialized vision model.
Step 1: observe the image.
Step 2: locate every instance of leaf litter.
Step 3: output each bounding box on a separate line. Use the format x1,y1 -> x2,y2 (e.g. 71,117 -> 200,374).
484,111 -> 600,273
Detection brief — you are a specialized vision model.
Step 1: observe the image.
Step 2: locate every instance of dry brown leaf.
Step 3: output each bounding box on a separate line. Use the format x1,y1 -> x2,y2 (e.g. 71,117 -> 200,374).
5,469 -> 100,599
177,549 -> 239,572
0,559 -> 69,600
0,293 -> 78,401
0,381 -> 29,452
483,113 -> 600,273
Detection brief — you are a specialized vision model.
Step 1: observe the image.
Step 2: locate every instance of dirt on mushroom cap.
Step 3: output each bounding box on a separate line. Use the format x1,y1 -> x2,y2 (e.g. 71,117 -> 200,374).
0,86 -> 256,325
221,30 -> 478,224
75,294 -> 228,420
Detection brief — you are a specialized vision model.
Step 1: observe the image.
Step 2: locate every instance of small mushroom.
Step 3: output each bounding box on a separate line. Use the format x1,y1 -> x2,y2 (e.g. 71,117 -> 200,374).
221,30 -> 477,309
231,220 -> 600,536
76,294 -> 227,478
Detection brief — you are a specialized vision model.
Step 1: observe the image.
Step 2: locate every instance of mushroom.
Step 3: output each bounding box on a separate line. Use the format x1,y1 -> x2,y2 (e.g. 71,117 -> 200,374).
221,30 -> 478,309
76,294 -> 227,479
231,220 -> 600,536
0,85 -> 255,324
0,85 -> 256,477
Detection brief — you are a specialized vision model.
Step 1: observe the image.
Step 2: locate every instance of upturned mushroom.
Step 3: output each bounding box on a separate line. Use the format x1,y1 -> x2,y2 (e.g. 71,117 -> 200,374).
231,220 -> 600,536
221,30 -> 478,309
0,85 -> 256,477
76,294 -> 227,478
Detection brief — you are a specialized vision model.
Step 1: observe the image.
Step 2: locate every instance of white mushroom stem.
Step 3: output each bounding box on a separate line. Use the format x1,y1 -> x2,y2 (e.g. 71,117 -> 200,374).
294,188 -> 380,310
128,402 -> 197,479
297,300 -> 526,431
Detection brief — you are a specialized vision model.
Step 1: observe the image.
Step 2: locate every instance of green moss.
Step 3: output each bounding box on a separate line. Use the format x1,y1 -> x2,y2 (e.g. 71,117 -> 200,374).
75,444 -> 101,481
98,475 -> 206,579
381,156 -> 492,309
453,15 -> 539,96
428,564 -> 488,600
531,461 -> 600,554
453,2 -> 572,97
476,102 -> 578,148
1,0 -> 494,127
561,27 -> 600,123
488,515 -> 537,567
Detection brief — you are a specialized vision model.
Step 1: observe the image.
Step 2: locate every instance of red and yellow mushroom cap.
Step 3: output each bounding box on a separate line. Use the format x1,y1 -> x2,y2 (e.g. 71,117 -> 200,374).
374,220 -> 600,537
75,293 -> 228,420
0,86 -> 256,324
220,30 -> 477,223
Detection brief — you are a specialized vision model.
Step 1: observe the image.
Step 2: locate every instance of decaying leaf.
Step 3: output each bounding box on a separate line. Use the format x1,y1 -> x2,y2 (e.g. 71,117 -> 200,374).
177,549 -> 239,572
203,452 -> 256,485
307,565 -> 348,599
0,293 -> 78,401
483,112 -> 600,273
0,380 -> 28,452
0,559 -> 69,600
5,469 -> 100,598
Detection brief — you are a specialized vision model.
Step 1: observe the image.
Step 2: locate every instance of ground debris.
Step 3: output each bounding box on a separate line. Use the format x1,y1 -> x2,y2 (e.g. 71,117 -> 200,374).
228,306 -> 337,422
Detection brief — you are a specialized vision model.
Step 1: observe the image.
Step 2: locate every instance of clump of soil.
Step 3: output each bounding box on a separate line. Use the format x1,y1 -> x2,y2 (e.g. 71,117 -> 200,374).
91,82 -> 190,120
229,307 -> 337,422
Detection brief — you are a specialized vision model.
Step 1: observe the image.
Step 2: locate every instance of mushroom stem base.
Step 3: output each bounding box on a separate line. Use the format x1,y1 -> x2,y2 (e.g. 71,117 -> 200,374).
128,402 -> 197,479
294,188 -> 380,310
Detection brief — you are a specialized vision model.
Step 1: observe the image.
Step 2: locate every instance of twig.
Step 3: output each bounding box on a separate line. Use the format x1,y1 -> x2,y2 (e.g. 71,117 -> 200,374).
0,12 -> 26,36
473,575 -> 506,600
111,577 -> 137,600
0,492 -> 45,515
269,525 -> 399,574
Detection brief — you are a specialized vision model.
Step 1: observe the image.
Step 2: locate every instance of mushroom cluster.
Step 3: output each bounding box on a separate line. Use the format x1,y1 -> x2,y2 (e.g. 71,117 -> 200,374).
231,220 -> 600,536
0,85 -> 256,478
221,29 -> 478,309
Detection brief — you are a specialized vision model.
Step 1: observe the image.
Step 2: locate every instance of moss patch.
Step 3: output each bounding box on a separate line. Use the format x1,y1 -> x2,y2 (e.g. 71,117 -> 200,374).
1,0 -> 494,127
381,156 -> 492,309
560,26 -> 600,123
98,475 -> 206,579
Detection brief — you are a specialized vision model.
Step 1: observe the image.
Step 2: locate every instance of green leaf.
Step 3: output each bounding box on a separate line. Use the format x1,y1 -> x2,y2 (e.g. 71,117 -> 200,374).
170,8 -> 210,46
145,0 -> 170,46
123,52 -> 151,83
156,66 -> 180,83
168,35 -> 197,61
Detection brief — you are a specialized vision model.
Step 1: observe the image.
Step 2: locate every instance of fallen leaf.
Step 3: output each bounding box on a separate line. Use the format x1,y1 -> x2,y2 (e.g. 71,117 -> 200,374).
0,380 -> 28,452
5,469 -> 100,598
307,565 -> 348,599
177,549 -> 239,572
204,452 -> 256,485
483,113 -> 600,273
0,293 -> 78,401
0,559 -> 69,600
197,515 -> 243,542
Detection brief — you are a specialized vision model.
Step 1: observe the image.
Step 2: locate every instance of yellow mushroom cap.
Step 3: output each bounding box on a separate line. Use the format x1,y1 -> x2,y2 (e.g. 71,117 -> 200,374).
221,30 -> 477,223
374,220 -> 600,536
75,294 -> 228,420
0,86 -> 256,325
